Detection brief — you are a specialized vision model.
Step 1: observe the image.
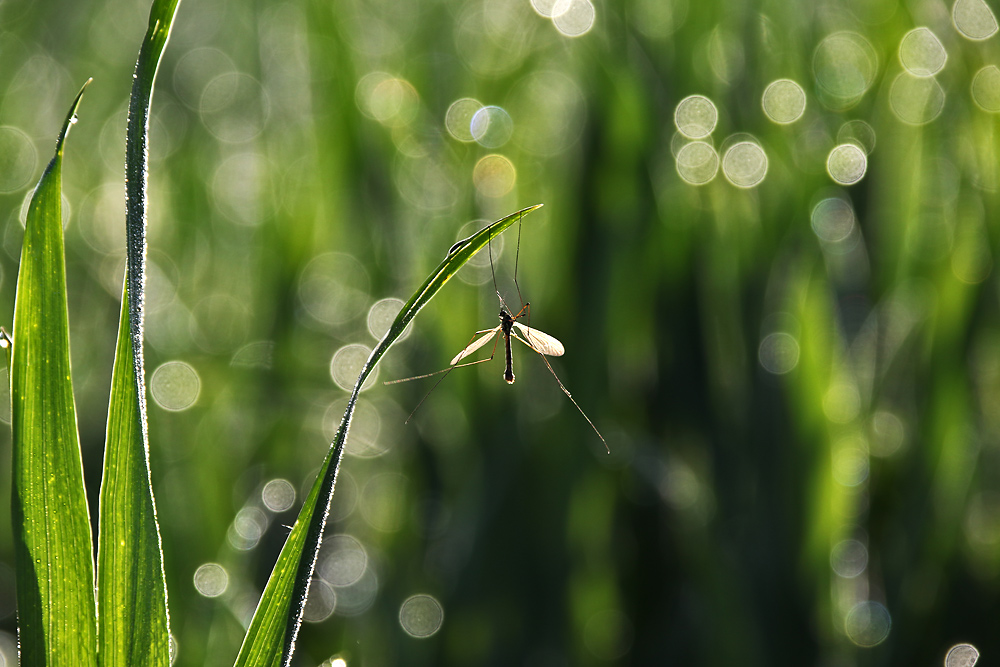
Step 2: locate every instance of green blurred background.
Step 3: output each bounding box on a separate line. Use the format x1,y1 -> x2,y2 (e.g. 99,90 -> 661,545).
2,0 -> 1000,664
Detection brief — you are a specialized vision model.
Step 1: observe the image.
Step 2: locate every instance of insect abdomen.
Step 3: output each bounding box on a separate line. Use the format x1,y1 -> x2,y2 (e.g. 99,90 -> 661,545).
504,333 -> 515,383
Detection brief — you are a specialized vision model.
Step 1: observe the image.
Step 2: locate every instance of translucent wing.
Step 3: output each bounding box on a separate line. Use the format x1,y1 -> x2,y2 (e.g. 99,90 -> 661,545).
450,327 -> 501,365
513,322 -> 565,356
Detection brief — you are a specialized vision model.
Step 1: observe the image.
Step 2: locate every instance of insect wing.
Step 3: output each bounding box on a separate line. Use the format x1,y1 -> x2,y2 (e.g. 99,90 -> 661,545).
450,327 -> 500,365
513,322 -> 565,356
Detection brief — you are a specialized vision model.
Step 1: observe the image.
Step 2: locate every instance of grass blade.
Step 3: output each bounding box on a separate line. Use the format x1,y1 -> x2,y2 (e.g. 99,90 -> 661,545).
10,81 -> 98,667
96,1 -> 181,665
233,204 -> 543,667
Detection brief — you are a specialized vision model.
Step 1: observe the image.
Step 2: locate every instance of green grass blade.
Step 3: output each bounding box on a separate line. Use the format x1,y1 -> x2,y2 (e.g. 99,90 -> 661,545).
233,204 -> 542,667
96,1 -> 181,666
10,81 -> 98,667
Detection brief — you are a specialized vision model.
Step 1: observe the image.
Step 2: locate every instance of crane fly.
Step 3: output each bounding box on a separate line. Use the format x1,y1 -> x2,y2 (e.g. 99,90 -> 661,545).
385,213 -> 608,452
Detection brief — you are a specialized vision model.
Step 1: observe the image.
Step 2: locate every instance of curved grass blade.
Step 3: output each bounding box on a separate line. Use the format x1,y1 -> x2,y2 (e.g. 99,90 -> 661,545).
10,80 -> 98,667
96,1 -> 181,665
233,204 -> 543,667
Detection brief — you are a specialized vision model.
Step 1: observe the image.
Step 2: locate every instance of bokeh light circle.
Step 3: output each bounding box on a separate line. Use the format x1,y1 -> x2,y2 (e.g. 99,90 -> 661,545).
229,507 -> 267,550
833,445 -> 869,486
302,578 -> 337,622
318,534 -> 369,587
899,28 -> 947,77
368,298 -> 410,342
445,98 -> 483,142
193,563 -> 228,598
837,120 -> 876,154
399,595 -> 444,638
325,397 -> 385,458
150,361 -> 201,411
953,0 -> 998,40
298,252 -> 370,326
508,70 -> 586,156
761,79 -> 806,124
530,0 -> 561,17
870,411 -> 905,457
827,144 -> 868,185
945,643 -> 980,667
0,126 -> 37,193
813,32 -> 878,108
675,141 -> 719,185
971,66 -> 1000,112
845,601 -> 891,647
212,151 -> 264,226
473,154 -> 516,198
758,332 -> 800,374
722,141 -> 768,187
470,105 -> 513,148
552,0 -> 596,37
824,383 -> 861,423
262,479 -> 296,512
331,344 -> 377,391
674,95 -> 718,139
830,539 -> 868,578
356,73 -> 419,127
199,72 -> 269,143
890,73 -> 945,125
811,198 -> 856,243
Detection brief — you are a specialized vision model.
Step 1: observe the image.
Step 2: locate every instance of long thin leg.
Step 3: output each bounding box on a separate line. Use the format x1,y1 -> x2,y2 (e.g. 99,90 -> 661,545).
512,331 -> 609,453
512,211 -> 524,309
388,331 -> 503,423
488,219 -> 512,316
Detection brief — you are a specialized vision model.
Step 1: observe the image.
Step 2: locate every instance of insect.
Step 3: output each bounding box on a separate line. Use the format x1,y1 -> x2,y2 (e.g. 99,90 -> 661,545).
386,214 -> 608,452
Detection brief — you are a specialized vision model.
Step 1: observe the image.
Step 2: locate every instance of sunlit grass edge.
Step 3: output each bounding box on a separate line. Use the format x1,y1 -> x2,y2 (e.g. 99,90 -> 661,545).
10,81 -> 99,667
96,0 -> 181,665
